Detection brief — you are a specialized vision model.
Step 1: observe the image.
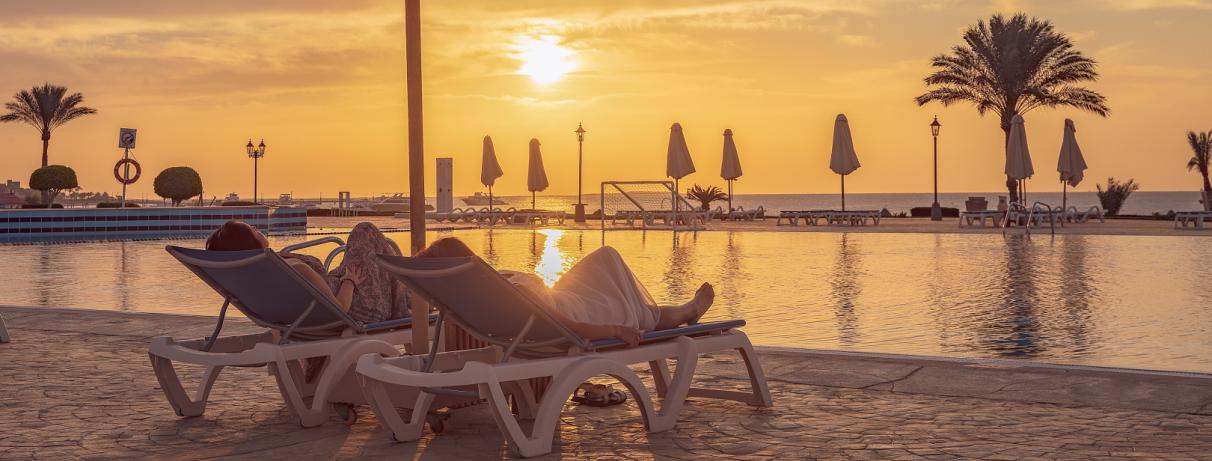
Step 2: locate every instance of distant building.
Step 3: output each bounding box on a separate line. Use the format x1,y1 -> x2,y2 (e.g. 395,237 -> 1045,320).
1,179 -> 37,205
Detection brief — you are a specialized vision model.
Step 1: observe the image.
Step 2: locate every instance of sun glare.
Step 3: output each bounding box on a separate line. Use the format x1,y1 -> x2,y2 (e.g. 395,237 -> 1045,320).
514,35 -> 577,85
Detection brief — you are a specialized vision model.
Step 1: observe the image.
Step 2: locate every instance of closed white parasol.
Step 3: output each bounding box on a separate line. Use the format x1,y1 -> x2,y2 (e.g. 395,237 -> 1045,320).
1005,114 -> 1034,203
1056,119 -> 1087,209
527,138 -> 549,210
481,135 -> 504,209
829,114 -> 861,210
721,128 -> 742,212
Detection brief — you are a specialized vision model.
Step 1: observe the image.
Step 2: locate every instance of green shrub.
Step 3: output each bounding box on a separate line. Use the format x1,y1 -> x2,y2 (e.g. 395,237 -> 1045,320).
29,165 -> 78,205
1096,177 -> 1140,216
153,167 -> 203,206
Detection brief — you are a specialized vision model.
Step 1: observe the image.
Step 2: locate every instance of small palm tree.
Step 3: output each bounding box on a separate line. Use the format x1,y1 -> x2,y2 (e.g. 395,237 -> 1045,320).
0,83 -> 97,167
685,184 -> 728,211
1095,177 -> 1140,216
915,13 -> 1109,203
1186,130 -> 1211,206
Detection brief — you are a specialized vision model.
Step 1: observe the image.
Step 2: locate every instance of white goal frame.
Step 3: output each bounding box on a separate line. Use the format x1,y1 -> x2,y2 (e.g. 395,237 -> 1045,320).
599,180 -> 705,232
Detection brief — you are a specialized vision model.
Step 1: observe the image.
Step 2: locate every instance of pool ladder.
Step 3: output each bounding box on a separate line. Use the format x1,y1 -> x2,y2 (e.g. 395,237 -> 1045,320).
1002,201 -> 1059,236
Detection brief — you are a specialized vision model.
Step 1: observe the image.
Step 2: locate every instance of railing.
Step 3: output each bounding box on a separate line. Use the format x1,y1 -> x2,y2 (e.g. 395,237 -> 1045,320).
1003,201 -> 1058,236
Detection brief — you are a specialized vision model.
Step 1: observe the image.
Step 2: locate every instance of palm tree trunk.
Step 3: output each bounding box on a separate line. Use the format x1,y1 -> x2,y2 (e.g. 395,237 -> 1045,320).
40,132 -> 50,205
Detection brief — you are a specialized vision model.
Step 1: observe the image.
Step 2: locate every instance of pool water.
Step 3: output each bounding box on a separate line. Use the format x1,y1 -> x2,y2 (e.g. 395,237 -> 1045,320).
3,229 -> 1210,373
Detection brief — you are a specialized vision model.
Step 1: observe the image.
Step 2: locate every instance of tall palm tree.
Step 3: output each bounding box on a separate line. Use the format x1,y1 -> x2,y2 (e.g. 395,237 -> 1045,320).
0,83 -> 97,167
915,13 -> 1109,203
1187,130 -> 1212,196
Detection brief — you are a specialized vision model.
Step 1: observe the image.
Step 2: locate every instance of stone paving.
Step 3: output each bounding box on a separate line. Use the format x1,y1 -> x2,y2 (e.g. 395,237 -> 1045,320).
1,306 -> 1211,460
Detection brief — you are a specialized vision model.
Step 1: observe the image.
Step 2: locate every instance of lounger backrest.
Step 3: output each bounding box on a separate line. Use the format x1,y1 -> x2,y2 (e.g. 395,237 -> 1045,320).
375,255 -> 587,349
166,246 -> 356,334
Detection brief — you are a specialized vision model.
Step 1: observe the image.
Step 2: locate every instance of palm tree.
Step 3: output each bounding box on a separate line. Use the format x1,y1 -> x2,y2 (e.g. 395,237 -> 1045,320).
915,13 -> 1109,203
0,83 -> 97,167
1186,130 -> 1212,206
685,184 -> 728,211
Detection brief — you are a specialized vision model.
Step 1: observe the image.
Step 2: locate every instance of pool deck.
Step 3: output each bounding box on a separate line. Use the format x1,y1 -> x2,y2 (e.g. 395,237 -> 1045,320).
2,305 -> 1211,460
309,216 -> 1212,238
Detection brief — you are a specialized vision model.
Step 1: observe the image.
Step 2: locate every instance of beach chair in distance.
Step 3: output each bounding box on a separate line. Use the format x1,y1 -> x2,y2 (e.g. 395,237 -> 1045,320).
150,240 -> 431,427
1064,205 -> 1105,223
357,255 -> 772,458
1175,211 -> 1212,229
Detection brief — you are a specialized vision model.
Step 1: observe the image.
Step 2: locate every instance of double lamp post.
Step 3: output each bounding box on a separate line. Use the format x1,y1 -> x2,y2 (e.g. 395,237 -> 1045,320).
246,139 -> 266,204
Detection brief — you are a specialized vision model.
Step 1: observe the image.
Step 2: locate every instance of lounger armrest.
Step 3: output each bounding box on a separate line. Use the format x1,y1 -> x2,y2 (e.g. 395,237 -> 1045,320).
589,319 -> 747,349
360,313 -> 438,333
281,236 -> 346,254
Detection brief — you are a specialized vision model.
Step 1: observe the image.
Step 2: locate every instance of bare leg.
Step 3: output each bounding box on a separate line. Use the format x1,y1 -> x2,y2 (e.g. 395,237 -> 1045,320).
654,283 -> 714,330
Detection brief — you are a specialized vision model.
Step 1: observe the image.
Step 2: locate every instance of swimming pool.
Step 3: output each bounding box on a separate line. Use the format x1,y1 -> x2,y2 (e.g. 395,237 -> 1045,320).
3,228 -> 1209,373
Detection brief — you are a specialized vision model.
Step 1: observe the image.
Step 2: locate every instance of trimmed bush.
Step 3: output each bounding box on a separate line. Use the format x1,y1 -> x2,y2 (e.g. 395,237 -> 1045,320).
29,165 -> 79,205
153,167 -> 203,206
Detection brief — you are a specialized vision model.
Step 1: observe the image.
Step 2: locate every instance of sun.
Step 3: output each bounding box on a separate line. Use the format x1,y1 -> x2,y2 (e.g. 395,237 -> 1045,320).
514,35 -> 577,85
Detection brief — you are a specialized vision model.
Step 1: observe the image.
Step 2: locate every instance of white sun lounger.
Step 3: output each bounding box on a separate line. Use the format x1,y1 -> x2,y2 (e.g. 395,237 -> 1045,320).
960,210 -> 1004,227
1064,206 -> 1105,223
356,255 -> 772,458
151,238 -> 433,427
1175,211 -> 1212,229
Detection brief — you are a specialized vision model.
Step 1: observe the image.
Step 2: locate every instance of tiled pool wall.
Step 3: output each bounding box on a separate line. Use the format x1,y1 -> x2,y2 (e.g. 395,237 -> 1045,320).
0,206 -> 306,240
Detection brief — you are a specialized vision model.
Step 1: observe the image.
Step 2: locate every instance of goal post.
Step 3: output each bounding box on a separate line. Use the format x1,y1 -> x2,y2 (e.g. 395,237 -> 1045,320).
599,180 -> 705,231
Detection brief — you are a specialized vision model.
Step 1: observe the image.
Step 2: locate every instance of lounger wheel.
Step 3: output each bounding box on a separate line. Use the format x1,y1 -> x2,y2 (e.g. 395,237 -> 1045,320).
333,403 -> 358,426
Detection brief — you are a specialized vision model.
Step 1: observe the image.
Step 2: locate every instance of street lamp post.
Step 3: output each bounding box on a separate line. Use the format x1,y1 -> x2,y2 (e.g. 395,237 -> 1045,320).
930,117 -> 942,220
574,123 -> 587,223
247,139 -> 266,204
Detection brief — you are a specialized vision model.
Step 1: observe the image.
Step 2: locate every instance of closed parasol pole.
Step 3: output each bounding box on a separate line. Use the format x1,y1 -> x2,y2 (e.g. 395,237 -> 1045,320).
405,0 -> 425,254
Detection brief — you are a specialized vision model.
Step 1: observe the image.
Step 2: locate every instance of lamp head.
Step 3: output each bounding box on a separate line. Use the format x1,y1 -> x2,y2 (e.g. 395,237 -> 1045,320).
575,123 -> 585,142
930,116 -> 941,137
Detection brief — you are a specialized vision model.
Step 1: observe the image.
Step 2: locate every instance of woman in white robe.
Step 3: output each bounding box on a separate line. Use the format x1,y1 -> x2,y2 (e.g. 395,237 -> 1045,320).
416,239 -> 714,347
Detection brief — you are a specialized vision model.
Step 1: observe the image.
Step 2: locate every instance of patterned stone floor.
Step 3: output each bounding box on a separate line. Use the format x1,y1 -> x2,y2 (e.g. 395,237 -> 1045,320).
1,307 -> 1211,460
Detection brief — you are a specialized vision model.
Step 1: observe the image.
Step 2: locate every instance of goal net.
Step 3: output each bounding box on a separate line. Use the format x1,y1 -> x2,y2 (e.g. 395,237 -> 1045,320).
599,181 -> 706,231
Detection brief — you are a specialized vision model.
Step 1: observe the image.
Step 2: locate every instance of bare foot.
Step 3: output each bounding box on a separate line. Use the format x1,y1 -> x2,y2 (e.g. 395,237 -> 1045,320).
686,283 -> 714,325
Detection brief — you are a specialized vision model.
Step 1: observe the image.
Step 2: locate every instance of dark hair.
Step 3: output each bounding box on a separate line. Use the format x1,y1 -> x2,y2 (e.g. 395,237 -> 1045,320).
414,237 -> 476,258
205,220 -> 269,251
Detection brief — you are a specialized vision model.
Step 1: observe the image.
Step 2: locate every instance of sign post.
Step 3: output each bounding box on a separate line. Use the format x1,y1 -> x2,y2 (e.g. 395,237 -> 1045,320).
117,128 -> 137,208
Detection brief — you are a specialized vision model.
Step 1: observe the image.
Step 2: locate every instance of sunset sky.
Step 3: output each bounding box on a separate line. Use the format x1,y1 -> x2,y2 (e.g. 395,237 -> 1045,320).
1,0 -> 1210,199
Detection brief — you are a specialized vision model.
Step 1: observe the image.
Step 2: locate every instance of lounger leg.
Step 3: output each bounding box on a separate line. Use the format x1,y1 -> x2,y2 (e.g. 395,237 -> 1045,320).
148,353 -> 223,417
359,376 -> 433,442
268,355 -> 324,427
646,337 -> 699,432
648,359 -> 672,397
299,340 -> 402,427
0,315 -> 9,343
479,359 -> 656,458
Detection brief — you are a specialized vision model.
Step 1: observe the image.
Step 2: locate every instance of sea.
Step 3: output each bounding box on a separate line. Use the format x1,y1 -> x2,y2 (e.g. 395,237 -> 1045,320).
347,191 -> 1204,216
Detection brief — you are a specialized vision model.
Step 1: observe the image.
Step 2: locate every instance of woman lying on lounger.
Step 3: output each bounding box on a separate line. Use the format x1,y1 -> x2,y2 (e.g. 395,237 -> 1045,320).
413,237 -> 715,347
206,220 -> 409,324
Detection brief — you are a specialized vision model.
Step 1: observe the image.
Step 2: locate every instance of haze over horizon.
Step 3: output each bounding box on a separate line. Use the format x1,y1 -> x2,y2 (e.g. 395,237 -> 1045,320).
1,0 -> 1210,199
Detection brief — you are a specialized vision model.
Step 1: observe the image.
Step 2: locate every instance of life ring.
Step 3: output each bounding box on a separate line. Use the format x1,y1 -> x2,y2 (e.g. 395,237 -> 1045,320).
114,158 -> 141,185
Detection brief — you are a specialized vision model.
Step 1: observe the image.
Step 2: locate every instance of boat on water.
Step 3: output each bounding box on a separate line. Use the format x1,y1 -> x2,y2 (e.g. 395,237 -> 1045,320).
462,192 -> 507,206
369,194 -> 434,213
224,193 -> 240,202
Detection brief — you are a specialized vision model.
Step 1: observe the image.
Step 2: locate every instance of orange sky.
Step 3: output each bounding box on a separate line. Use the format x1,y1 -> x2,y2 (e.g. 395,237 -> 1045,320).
1,0 -> 1210,199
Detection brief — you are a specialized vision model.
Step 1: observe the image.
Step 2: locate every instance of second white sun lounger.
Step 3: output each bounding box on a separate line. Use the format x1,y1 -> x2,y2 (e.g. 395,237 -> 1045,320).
152,239 -> 432,427
357,255 -> 772,458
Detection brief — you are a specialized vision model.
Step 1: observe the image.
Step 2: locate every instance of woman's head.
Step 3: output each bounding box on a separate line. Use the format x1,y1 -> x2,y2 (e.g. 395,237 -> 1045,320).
414,237 -> 476,258
205,220 -> 269,251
